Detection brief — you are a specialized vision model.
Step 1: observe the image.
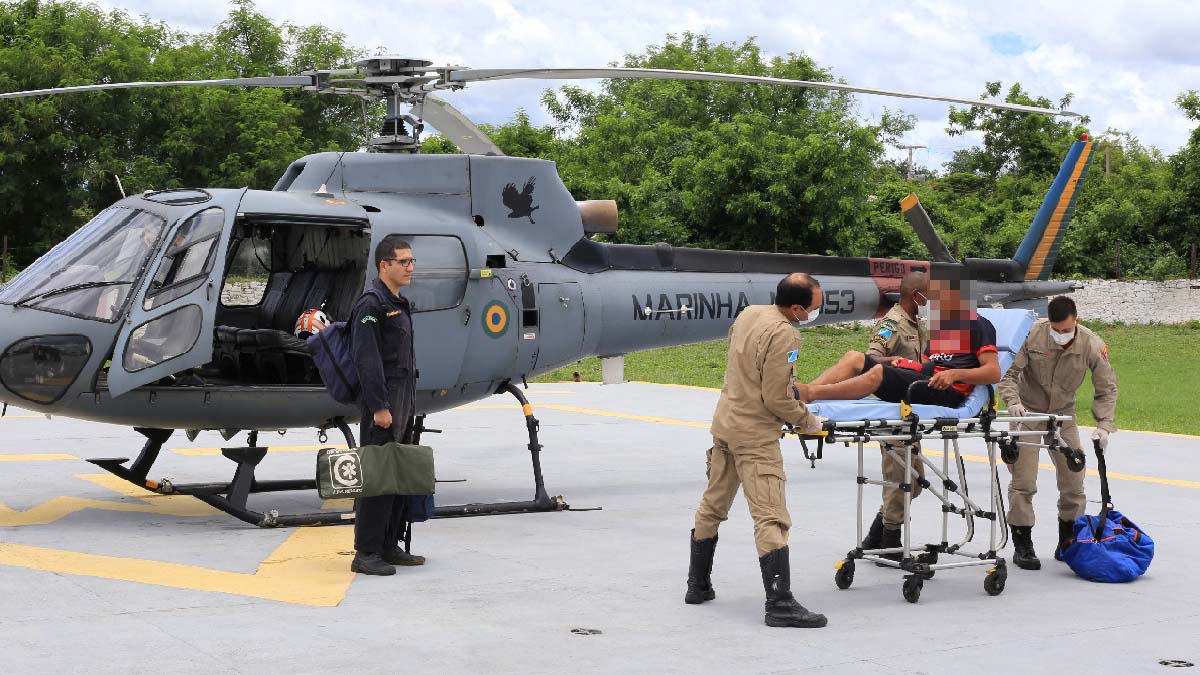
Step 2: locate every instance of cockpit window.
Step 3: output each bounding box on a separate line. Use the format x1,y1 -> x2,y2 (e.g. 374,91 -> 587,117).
0,208 -> 167,321
143,208 -> 225,310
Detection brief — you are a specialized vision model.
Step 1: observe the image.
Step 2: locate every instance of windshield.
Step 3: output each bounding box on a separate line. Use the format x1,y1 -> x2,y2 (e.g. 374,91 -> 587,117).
0,208 -> 167,321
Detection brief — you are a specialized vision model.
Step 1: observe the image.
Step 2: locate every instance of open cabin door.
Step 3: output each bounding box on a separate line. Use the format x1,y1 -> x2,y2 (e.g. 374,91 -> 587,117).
106,190 -> 244,396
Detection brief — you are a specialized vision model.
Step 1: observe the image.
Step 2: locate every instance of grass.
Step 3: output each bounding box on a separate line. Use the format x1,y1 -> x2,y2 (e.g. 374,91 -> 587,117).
537,321 -> 1200,436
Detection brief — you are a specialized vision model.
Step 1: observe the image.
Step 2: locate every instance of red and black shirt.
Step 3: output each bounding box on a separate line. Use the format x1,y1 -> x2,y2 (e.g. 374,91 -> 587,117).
923,315 -> 998,394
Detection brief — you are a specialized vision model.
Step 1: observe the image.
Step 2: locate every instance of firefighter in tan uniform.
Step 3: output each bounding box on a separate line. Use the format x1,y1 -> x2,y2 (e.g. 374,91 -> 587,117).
686,273 -> 828,629
861,271 -> 929,558
998,295 -> 1118,571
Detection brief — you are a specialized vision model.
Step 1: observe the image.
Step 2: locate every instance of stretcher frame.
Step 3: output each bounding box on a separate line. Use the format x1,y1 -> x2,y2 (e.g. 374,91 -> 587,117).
789,400 -> 1084,603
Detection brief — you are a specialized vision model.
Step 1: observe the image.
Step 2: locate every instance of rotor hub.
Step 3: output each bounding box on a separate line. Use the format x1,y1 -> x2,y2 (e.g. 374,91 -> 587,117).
354,57 -> 436,77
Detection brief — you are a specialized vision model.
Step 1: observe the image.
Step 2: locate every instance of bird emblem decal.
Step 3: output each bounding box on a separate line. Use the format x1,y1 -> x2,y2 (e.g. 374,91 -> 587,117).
502,177 -> 539,224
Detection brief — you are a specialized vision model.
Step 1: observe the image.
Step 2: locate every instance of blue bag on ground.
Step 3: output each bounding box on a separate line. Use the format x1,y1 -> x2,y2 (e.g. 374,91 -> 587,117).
1060,441 -> 1154,583
307,322 -> 359,403
1062,509 -> 1154,583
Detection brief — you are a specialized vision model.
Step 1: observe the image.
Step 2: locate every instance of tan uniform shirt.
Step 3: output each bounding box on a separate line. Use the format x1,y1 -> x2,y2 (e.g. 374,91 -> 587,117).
867,304 -> 928,362
711,305 -> 815,445
997,321 -> 1118,432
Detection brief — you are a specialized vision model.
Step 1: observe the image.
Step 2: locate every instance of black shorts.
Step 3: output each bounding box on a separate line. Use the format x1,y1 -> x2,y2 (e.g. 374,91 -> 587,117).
861,355 -> 967,408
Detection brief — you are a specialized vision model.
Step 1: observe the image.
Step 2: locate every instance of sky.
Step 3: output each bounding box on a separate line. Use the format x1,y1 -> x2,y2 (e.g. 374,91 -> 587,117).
96,0 -> 1200,169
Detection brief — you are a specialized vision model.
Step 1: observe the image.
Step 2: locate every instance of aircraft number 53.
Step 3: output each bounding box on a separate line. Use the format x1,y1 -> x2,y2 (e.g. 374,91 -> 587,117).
824,289 -> 855,314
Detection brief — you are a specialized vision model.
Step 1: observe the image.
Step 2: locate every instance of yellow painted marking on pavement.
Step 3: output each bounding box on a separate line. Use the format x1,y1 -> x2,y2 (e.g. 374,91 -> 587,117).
456,404 -> 1199,489
882,445 -> 1200,490
0,414 -> 43,419
173,443 -> 348,456
0,474 -> 219,526
0,475 -> 357,606
630,381 -> 721,392
0,453 -> 77,462
460,404 -> 710,429
0,526 -> 355,607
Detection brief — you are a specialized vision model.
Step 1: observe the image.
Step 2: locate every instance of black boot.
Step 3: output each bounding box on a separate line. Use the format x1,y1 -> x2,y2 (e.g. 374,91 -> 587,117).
1054,519 -> 1074,561
861,511 -> 885,550
384,546 -> 426,566
875,526 -> 903,566
759,547 -> 828,628
1010,525 -> 1041,570
685,530 -> 717,604
351,552 -> 396,576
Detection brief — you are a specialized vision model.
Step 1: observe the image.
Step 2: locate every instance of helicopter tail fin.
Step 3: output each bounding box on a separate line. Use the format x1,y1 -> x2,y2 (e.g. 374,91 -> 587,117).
1013,137 -> 1095,280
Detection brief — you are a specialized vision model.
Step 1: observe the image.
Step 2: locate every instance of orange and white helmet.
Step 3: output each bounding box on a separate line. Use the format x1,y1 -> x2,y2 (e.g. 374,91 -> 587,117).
294,308 -> 330,338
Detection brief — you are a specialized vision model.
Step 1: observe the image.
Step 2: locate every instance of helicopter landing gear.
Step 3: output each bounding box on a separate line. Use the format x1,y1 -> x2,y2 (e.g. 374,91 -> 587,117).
86,383 -> 571,527
89,421 -> 360,527
430,382 -> 568,518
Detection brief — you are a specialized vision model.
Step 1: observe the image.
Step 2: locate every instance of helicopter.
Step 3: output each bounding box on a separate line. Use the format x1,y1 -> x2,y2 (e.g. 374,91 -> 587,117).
0,57 -> 1091,527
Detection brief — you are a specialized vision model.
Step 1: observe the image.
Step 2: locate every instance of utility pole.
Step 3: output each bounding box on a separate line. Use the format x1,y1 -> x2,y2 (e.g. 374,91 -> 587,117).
897,144 -> 926,181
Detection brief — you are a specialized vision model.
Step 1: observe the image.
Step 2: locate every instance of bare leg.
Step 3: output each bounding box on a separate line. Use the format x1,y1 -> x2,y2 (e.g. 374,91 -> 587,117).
810,351 -> 868,386
802,365 -> 884,403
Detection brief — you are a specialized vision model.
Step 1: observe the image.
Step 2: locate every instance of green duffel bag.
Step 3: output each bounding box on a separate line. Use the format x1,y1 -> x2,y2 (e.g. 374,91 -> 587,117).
316,443 -> 436,500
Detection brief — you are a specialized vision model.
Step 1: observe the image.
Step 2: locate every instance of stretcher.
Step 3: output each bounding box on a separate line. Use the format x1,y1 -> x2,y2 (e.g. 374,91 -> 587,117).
788,308 -> 1087,603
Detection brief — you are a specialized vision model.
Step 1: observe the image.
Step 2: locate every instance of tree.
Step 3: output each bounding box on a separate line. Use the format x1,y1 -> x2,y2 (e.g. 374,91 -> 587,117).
0,0 -> 369,266
540,33 -> 913,254
945,81 -> 1087,179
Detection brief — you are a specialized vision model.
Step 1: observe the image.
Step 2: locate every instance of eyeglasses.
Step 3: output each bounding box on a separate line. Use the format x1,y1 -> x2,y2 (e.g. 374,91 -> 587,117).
383,257 -> 416,267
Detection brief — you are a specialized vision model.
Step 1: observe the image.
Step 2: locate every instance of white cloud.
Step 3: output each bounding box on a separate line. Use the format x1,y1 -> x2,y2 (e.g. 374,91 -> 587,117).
92,0 -> 1198,169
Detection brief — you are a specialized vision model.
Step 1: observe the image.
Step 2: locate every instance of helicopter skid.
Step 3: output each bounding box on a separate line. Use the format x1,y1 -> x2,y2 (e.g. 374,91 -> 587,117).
85,384 -> 572,527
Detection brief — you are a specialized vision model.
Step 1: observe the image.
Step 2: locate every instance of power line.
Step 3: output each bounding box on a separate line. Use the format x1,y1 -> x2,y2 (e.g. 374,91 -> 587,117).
896,143 -> 927,180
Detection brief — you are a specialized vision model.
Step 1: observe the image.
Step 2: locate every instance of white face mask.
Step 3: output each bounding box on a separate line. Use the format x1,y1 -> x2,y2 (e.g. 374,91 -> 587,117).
791,307 -> 820,327
1050,327 -> 1075,346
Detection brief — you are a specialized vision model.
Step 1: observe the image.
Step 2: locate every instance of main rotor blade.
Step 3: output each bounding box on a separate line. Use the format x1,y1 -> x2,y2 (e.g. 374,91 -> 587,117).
0,76 -> 314,100
448,68 -> 1081,117
421,94 -> 504,156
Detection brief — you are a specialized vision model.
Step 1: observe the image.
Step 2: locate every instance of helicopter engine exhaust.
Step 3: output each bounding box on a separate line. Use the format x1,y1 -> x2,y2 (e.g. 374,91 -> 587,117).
577,200 -> 618,235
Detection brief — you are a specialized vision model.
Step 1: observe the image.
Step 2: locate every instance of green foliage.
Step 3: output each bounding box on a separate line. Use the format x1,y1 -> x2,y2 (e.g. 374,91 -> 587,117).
423,109 -> 560,159
540,322 -> 1200,436
0,0 -> 369,266
946,81 -> 1086,179
540,33 -> 913,253
1,4 -> 1198,280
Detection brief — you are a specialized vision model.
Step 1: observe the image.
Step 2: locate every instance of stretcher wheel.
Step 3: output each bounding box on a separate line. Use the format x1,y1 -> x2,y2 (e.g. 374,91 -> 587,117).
1000,439 -> 1019,465
1064,448 -> 1086,473
915,551 -> 938,579
834,559 -> 855,590
984,567 -> 1007,596
902,575 -> 923,603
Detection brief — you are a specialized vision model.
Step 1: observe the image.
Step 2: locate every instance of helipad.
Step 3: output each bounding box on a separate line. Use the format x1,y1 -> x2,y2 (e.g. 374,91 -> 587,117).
1,382 -> 1197,674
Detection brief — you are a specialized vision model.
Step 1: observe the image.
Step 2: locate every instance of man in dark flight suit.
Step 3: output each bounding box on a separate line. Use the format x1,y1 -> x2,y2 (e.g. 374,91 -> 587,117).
350,234 -> 425,576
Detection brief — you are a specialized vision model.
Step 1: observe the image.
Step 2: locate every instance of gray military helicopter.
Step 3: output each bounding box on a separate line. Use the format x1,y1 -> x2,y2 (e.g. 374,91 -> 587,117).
0,58 -> 1090,526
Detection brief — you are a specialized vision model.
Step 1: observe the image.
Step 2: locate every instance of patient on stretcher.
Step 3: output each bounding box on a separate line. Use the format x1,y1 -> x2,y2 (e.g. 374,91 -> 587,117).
797,277 -> 1001,407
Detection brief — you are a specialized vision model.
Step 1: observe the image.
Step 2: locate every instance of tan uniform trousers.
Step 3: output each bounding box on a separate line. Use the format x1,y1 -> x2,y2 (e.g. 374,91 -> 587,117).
694,436 -> 790,557
1006,419 -> 1086,527
881,442 -> 925,529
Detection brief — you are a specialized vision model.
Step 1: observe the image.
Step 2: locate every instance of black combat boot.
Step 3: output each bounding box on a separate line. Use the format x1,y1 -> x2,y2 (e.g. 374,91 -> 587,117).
685,530 -> 718,604
1010,525 -> 1041,570
759,547 -> 828,628
384,546 -> 426,566
875,526 -> 903,566
861,511 -> 885,550
351,552 -> 396,576
1054,519 -> 1075,561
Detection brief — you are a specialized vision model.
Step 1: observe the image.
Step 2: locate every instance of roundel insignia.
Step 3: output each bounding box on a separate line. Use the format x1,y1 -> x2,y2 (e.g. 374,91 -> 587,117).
482,301 -> 509,338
